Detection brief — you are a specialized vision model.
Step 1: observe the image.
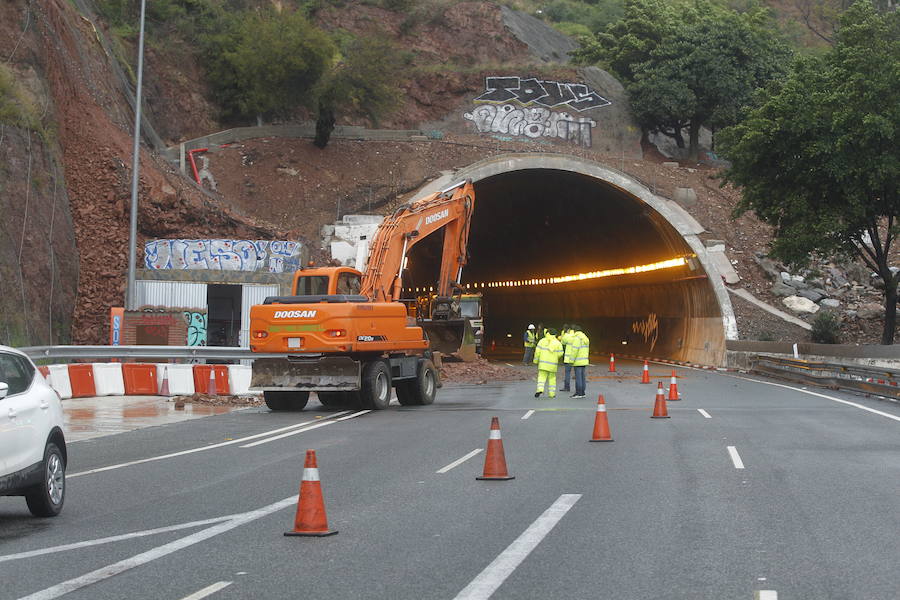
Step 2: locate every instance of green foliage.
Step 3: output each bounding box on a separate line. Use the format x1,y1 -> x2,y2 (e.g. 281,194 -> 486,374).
552,21 -> 593,39
399,0 -> 452,35
0,65 -> 45,137
720,2 -> 900,342
203,9 -> 336,120
540,0 -> 623,35
314,34 -> 405,147
811,311 -> 841,344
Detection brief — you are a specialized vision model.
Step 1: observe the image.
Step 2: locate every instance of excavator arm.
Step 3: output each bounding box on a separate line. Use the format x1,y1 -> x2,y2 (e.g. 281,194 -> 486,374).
360,180 -> 476,302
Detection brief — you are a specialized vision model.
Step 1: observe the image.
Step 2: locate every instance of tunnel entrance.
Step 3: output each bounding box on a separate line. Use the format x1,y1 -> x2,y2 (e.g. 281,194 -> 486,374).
404,154 -> 736,366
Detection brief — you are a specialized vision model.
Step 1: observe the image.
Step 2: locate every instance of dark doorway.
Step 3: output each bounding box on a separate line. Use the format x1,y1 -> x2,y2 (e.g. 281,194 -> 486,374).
207,285 -> 242,347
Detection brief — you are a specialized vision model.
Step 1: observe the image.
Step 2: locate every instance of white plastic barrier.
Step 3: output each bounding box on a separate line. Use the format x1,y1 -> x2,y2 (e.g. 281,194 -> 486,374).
47,365 -> 72,399
227,365 -> 253,395
155,363 -> 195,396
92,363 -> 125,396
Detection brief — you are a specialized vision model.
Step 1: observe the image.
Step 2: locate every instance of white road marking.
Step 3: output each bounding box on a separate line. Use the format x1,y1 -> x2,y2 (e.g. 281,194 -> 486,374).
453,494 -> 581,600
240,410 -> 370,448
68,411 -> 353,478
179,581 -> 233,600
757,591 -> 777,600
436,449 -> 483,474
505,363 -> 514,367
521,410 -> 535,420
727,446 -> 745,469
17,496 -> 298,600
729,374 -> 900,424
0,515 -> 237,564
697,409 -> 712,419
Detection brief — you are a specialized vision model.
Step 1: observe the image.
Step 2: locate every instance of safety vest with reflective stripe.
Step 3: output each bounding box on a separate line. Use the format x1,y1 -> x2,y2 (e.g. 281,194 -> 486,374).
572,331 -> 590,366
533,333 -> 563,372
524,330 -> 536,348
560,329 -> 577,364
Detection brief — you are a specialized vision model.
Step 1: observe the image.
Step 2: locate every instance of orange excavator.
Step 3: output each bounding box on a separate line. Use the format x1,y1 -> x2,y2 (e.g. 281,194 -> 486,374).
249,180 -> 476,411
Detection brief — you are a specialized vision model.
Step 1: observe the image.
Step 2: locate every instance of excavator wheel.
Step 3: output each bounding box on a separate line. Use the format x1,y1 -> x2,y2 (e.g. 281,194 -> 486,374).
396,359 -> 437,406
264,391 -> 310,411
317,391 -> 357,409
360,360 -> 392,410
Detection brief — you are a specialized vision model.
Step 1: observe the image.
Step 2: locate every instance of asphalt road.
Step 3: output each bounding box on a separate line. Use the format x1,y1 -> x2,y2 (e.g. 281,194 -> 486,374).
2,360 -> 900,600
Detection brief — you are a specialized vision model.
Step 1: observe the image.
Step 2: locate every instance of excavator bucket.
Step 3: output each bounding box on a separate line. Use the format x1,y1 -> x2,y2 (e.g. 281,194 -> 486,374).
420,318 -> 477,361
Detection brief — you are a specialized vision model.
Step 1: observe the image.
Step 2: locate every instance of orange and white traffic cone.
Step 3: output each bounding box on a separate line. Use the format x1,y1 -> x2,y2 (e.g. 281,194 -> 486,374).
285,449 -> 338,537
609,353 -> 616,372
477,416 -> 515,480
159,365 -> 171,396
668,370 -> 680,401
640,360 -> 650,384
652,382 -> 670,418
589,394 -> 613,442
208,368 -> 217,396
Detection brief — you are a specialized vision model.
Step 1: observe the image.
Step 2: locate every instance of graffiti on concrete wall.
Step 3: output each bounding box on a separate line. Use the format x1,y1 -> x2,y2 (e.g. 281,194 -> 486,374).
632,313 -> 659,352
183,311 -> 207,346
463,77 -> 611,148
144,240 -> 302,273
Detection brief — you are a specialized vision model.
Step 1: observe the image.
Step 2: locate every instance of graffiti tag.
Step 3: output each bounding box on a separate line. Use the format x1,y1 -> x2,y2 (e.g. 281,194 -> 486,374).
475,77 -> 611,112
632,313 -> 659,352
145,239 -> 303,273
183,311 -> 208,347
463,104 -> 596,147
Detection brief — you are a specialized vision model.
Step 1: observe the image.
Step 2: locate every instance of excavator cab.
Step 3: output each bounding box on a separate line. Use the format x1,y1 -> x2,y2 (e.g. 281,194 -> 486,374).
291,267 -> 362,296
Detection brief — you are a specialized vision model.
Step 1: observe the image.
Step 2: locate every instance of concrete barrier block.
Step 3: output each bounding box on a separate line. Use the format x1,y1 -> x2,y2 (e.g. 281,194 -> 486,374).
227,365 -> 253,395
92,363 -> 126,396
47,365 -> 72,399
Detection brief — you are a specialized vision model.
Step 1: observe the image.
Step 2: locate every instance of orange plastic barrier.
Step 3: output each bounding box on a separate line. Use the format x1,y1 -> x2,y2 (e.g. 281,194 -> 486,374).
193,365 -> 230,395
122,364 -> 159,396
68,364 -> 97,398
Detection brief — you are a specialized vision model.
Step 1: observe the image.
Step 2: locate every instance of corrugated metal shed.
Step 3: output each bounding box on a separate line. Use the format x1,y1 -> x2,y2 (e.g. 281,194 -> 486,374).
135,281 -> 207,309
240,284 -> 280,347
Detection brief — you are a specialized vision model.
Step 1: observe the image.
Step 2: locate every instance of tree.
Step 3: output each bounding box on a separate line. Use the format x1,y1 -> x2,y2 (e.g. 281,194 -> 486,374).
314,35 -> 405,149
203,9 -> 335,120
720,2 -> 900,343
627,4 -> 792,158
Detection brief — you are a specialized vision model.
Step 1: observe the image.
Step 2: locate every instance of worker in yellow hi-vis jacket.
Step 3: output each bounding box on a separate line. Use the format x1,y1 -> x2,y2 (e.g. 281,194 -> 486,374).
533,328 -> 563,398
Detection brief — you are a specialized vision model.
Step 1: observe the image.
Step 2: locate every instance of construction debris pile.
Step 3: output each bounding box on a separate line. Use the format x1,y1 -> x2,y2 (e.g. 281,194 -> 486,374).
171,394 -> 263,408
439,358 -> 530,384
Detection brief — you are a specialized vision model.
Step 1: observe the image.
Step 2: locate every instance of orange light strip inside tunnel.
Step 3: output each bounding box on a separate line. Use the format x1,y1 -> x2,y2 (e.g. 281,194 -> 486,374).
410,256 -> 690,293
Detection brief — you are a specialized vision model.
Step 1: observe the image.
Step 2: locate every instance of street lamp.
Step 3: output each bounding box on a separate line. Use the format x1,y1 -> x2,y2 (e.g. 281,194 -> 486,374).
125,0 -> 148,310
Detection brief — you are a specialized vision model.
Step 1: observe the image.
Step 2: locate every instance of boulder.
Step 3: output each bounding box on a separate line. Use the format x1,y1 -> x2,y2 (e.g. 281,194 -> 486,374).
771,282 -> 796,297
827,268 -> 849,287
783,295 -> 820,314
798,289 -> 824,302
753,255 -> 781,281
820,298 -> 841,309
857,303 -> 883,319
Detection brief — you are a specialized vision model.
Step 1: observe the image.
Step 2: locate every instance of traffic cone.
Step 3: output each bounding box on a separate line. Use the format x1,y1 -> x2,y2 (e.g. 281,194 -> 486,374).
285,450 -> 338,537
159,365 -> 170,396
609,353 -> 616,372
668,370 -> 680,401
476,416 -> 515,480
208,367 -> 217,396
589,394 -> 613,442
652,382 -> 670,418
640,360 -> 650,384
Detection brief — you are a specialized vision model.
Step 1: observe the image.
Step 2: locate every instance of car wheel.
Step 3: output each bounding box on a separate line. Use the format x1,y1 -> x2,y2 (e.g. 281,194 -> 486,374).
25,442 -> 65,518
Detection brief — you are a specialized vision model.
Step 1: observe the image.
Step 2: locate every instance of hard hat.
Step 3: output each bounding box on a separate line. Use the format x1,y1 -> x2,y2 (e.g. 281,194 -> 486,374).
528,324 -> 535,329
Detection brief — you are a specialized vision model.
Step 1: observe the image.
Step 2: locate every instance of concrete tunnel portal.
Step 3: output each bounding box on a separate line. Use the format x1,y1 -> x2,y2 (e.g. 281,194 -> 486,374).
404,154 -> 737,366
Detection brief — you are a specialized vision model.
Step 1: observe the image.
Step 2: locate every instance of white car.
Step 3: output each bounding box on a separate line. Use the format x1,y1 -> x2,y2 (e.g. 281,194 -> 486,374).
0,345 -> 67,517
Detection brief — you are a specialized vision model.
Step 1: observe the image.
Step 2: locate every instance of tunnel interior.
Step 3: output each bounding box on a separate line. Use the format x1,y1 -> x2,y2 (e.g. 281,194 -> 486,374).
403,169 -> 726,365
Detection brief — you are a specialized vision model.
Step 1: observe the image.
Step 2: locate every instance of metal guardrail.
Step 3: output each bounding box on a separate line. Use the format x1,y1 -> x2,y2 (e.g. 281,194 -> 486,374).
18,345 -> 287,361
750,354 -> 900,400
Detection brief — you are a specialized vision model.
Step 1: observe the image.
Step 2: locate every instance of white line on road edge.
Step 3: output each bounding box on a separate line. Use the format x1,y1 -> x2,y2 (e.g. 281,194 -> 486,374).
0,515 -> 237,564
436,449 -> 483,474
240,410 -> 370,448
68,412 -> 353,478
16,496 -> 298,600
179,581 -> 233,600
727,446 -> 745,469
697,409 -> 712,419
756,591 -> 777,600
729,374 -> 900,424
521,410 -> 535,420
453,494 -> 581,600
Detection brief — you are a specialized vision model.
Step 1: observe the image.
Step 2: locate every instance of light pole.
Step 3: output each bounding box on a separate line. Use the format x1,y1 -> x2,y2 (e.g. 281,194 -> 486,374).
125,0 -> 147,311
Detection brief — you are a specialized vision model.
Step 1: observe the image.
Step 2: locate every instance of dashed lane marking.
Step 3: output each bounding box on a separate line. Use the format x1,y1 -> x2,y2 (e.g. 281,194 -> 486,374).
453,494 -> 581,600
756,591 -> 777,600
68,412 -> 354,478
727,446 -> 745,469
521,410 -> 535,420
239,410 -> 370,448
436,449 -> 483,474
179,581 -> 233,600
697,409 -> 712,418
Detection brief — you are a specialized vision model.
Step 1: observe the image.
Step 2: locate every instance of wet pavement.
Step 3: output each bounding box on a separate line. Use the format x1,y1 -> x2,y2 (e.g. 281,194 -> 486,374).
62,396 -> 249,443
